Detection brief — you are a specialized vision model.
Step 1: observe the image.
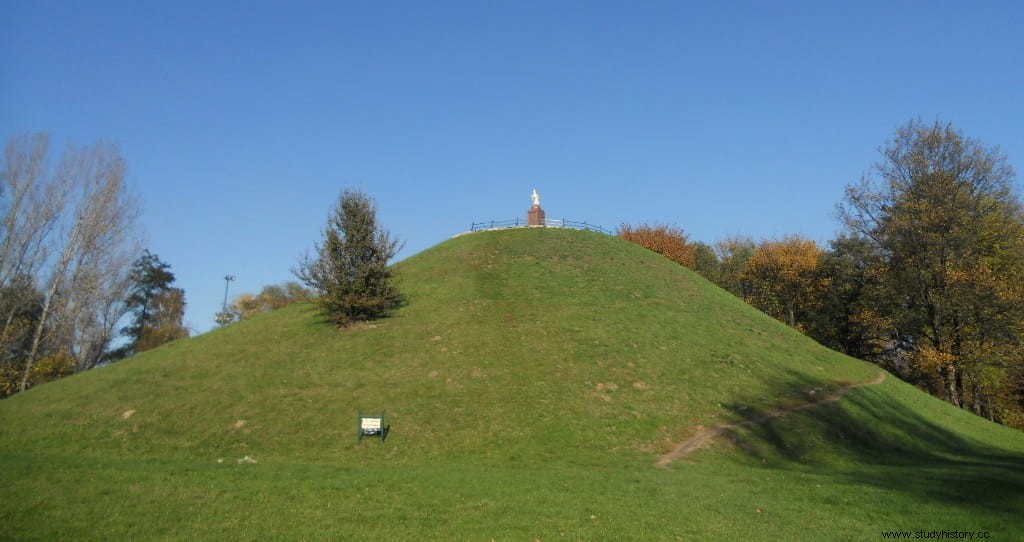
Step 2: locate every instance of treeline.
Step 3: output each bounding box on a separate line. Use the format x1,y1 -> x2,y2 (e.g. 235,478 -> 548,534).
1,133 -> 187,397
621,119 -> 1024,428
3,133 -> 401,397
224,281 -> 312,322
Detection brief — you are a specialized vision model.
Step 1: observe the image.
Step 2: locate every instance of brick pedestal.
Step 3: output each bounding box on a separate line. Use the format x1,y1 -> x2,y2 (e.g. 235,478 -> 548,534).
528,205 -> 546,226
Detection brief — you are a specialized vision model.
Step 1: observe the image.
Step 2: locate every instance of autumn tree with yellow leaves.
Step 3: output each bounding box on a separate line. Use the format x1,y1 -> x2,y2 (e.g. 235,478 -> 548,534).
839,119 -> 1024,424
228,282 -> 312,322
742,236 -> 828,330
617,223 -> 695,269
614,120 -> 1024,427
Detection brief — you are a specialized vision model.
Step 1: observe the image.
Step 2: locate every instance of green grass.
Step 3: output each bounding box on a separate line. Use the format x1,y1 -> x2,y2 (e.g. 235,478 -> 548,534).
2,228 -> 1023,540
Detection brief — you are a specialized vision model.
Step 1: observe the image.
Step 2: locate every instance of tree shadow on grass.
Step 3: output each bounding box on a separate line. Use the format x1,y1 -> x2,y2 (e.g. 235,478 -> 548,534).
714,369 -> 1024,513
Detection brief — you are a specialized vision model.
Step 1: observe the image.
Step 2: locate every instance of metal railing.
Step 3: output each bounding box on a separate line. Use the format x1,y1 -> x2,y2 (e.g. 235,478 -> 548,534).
468,218 -> 612,235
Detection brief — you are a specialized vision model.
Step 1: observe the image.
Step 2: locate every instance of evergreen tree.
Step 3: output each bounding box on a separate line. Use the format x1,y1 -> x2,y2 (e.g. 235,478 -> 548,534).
118,250 -> 187,357
294,189 -> 402,326
135,287 -> 188,352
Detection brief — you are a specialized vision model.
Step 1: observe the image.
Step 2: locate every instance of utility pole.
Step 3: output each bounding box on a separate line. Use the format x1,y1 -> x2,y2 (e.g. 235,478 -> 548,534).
215,274 -> 236,325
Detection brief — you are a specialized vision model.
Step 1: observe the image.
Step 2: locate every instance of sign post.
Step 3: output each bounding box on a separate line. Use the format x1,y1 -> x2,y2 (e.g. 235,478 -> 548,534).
358,410 -> 390,443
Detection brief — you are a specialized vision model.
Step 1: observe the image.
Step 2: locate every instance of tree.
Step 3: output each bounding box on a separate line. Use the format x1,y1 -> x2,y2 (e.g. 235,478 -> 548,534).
690,242 -> 721,284
0,134 -> 140,392
227,281 -> 312,322
293,189 -> 402,326
617,223 -> 695,269
1,134 -> 63,379
806,235 -> 892,361
712,235 -> 757,300
0,276 -> 44,397
118,250 -> 187,357
838,119 -> 1024,422
742,235 -> 828,329
134,287 -> 188,352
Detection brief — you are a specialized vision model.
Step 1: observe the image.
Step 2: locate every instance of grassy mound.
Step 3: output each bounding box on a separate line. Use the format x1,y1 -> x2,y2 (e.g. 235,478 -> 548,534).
2,228 -> 1022,540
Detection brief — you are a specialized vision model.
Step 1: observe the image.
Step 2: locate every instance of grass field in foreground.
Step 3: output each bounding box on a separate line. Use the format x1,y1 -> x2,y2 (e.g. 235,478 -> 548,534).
2,228 -> 1023,540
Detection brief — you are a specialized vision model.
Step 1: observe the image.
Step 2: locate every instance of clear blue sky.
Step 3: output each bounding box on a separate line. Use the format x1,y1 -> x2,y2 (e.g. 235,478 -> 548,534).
2,1 -> 1022,334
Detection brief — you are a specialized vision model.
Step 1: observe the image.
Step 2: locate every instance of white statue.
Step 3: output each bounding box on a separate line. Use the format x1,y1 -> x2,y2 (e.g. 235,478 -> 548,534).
531,189 -> 540,207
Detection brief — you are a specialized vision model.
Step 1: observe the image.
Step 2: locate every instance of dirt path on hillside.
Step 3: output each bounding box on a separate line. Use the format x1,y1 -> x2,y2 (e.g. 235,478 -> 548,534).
655,372 -> 887,469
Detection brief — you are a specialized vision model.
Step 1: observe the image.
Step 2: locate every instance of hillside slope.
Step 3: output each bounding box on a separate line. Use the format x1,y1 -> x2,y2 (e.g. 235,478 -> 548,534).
2,228 -> 1022,540
0,228 -> 878,464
